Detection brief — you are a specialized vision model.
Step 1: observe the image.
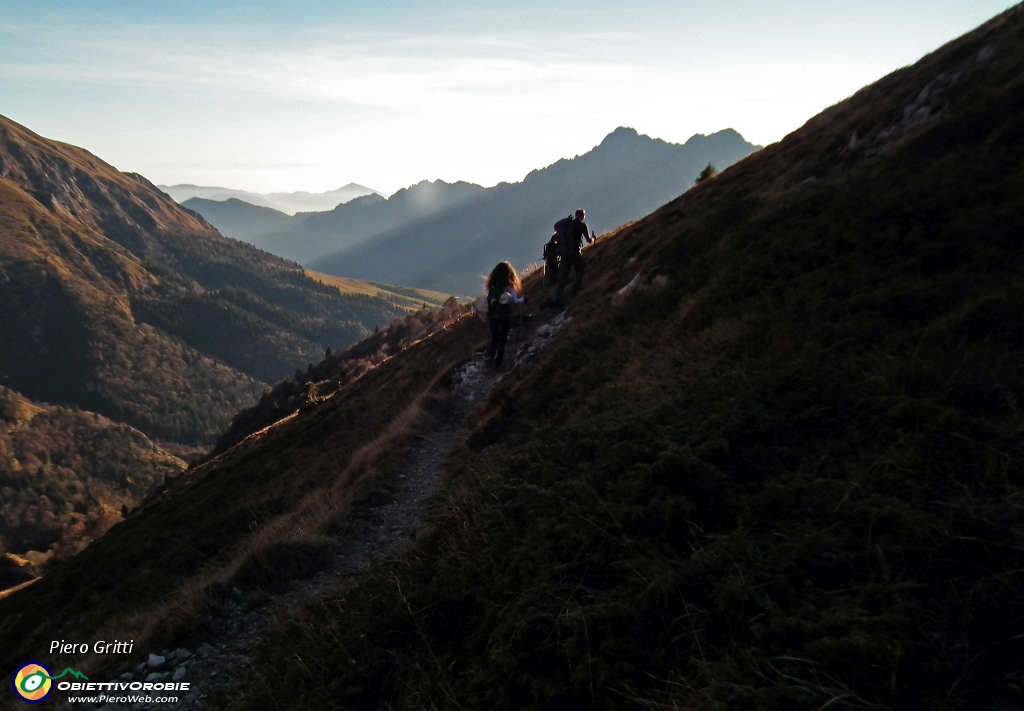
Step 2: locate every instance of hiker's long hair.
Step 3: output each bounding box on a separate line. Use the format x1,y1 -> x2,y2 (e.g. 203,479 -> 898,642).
485,261 -> 522,295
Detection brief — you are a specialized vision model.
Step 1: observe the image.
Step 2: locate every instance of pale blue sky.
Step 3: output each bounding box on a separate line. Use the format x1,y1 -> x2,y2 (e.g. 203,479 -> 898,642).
0,1 -> 1016,194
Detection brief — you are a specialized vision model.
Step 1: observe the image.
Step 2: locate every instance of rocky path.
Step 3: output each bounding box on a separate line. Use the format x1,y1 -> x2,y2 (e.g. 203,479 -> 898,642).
80,310 -> 572,711
78,357 -> 503,711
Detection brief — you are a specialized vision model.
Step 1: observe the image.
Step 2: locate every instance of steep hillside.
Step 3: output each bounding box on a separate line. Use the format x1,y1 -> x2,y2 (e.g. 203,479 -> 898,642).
0,386 -> 184,572
305,270 -> 456,311
1,6 -> 1023,711
235,11 -> 1024,707
0,114 -> 408,442
211,296 -> 467,454
311,127 -> 759,293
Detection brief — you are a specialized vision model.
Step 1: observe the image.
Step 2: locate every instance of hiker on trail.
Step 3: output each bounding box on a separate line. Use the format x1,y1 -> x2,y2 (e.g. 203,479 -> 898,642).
543,239 -> 559,286
553,208 -> 594,306
485,261 -> 526,368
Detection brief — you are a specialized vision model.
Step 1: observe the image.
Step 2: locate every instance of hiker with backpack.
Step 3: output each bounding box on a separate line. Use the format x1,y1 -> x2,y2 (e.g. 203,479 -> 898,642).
485,261 -> 526,368
553,208 -> 594,306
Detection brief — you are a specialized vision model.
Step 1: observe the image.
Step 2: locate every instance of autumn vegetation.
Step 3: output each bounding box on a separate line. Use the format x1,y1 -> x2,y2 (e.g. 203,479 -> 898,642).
0,387 -> 183,580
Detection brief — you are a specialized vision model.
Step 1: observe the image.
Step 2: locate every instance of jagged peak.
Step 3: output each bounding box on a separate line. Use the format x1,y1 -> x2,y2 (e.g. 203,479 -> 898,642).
600,126 -> 643,143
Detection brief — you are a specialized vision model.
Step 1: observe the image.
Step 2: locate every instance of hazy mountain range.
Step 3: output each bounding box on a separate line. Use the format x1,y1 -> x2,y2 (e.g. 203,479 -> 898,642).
178,197 -> 293,242
183,179 -> 485,267
159,182 -> 381,215
313,127 -> 759,293
183,127 -> 760,294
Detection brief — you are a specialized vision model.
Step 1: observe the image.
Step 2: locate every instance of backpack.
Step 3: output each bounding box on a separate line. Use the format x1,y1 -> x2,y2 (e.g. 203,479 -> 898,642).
552,216 -> 574,256
487,285 -> 512,319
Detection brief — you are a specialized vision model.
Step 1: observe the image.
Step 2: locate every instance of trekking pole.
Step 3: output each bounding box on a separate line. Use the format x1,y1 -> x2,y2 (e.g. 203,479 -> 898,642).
508,304 -> 525,369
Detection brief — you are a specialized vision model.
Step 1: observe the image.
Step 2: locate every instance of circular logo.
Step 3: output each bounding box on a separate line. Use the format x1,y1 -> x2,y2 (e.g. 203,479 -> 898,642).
11,662 -> 53,704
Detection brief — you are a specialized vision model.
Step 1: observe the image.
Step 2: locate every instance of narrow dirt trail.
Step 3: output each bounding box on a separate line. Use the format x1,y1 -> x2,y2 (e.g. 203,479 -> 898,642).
79,353 -> 504,711
82,310 -> 572,711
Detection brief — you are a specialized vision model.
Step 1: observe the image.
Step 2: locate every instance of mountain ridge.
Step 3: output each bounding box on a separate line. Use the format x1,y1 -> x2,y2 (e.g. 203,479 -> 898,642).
309,126 -> 760,293
180,197 -> 292,244
182,127 -> 758,294
232,179 -> 486,267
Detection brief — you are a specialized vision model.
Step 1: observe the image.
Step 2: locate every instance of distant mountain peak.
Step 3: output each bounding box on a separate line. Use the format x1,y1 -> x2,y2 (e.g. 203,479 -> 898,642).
604,126 -> 641,140
334,182 -> 377,193
598,126 -> 756,152
595,127 -> 654,151
682,127 -> 758,150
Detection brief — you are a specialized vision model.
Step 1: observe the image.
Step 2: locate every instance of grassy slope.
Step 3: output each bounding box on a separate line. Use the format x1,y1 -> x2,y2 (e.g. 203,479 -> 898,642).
226,8 -> 1024,710
305,270 -> 454,310
211,297 -> 468,455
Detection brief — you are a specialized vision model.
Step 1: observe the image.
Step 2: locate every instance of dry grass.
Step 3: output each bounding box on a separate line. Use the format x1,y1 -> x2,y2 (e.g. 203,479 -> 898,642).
305,270 -> 454,310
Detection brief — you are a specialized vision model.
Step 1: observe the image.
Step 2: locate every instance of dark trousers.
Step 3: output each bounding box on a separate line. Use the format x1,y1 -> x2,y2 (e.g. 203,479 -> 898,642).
544,253 -> 559,286
487,316 -> 511,365
554,251 -> 584,304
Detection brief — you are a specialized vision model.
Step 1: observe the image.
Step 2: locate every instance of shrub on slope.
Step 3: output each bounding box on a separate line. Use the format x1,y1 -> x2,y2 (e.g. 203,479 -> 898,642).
212,297 -> 468,453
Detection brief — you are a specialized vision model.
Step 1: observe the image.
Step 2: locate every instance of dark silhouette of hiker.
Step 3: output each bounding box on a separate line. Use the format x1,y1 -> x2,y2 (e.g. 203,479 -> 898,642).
554,208 -> 594,306
485,261 -> 525,368
543,240 -> 559,286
